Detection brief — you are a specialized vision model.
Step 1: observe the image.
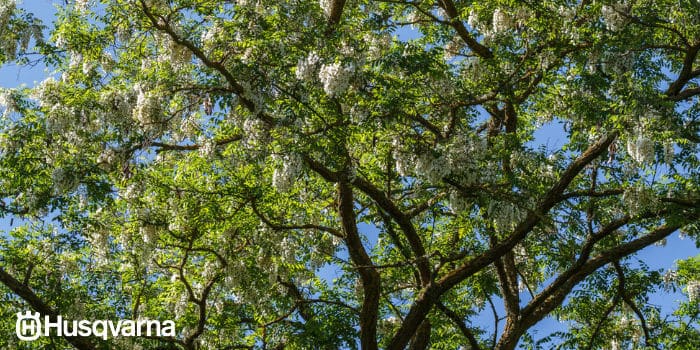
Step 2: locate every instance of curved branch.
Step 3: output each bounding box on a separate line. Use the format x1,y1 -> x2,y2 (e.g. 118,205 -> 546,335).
386,131 -> 618,350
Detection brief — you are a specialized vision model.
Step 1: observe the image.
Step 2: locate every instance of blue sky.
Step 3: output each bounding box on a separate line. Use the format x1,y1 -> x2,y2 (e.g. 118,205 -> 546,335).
1,0 -> 698,345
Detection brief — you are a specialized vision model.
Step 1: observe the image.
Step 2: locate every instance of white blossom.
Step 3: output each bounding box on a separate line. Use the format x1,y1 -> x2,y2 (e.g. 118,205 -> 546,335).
415,152 -> 449,183
319,0 -> 332,18
367,33 -> 391,60
663,270 -> 677,289
140,225 -> 158,245
272,153 -> 302,192
489,201 -> 525,232
295,51 -> 320,81
319,62 -> 354,96
622,185 -> 657,216
394,154 -> 414,177
0,0 -> 16,28
687,280 -> 700,302
242,117 -> 268,148
407,10 -> 421,28
602,4 -> 626,31
201,23 -> 223,50
97,147 -> 117,168
75,0 -> 89,12
663,141 -> 674,165
467,9 -> 479,29
492,8 -> 511,33
199,138 -> 216,158
51,167 -> 78,195
132,85 -> 161,128
448,191 -> 471,215
0,89 -> 17,118
89,229 -> 110,265
626,133 -> 654,165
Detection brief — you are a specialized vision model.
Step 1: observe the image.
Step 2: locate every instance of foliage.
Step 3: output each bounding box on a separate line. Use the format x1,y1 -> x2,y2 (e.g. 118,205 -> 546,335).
1,0 -> 700,349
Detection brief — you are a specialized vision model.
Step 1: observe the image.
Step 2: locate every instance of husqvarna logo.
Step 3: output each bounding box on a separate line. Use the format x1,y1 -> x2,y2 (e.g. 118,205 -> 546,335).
15,311 -> 41,341
15,311 -> 176,341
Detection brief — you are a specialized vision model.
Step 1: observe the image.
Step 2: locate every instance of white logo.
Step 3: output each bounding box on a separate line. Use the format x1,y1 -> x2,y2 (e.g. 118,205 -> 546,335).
15,311 -> 176,341
16,311 -> 41,341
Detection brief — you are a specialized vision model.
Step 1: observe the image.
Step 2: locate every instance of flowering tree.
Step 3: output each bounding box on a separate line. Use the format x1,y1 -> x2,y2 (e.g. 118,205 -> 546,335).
1,0 -> 700,349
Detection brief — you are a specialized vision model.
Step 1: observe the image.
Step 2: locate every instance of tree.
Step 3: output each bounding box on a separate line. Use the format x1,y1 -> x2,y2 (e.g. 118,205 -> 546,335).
0,0 -> 699,348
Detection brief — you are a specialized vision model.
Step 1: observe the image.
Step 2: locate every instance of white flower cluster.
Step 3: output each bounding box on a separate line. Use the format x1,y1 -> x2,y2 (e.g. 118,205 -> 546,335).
319,62 -> 354,96
97,147 -> 117,169
663,269 -> 677,289
687,280 -> 700,303
99,88 -> 133,121
394,135 -> 488,186
319,0 -> 332,18
0,89 -> 17,118
0,0 -> 16,29
415,152 -> 450,183
132,85 -> 161,129
407,10 -> 421,28
295,51 -> 320,81
366,33 -> 391,60
448,190 -> 472,215
242,117 -> 268,149
140,225 -> 158,245
51,167 -> 78,195
33,77 -> 62,108
166,39 -> 191,68
489,201 -> 525,232
199,138 -> 216,158
88,229 -> 110,265
272,153 -> 302,192
75,0 -> 89,12
514,244 -> 529,263
622,185 -> 657,216
602,4 -> 626,31
467,9 -> 479,29
626,133 -> 654,165
663,141 -> 674,165
492,8 -> 512,34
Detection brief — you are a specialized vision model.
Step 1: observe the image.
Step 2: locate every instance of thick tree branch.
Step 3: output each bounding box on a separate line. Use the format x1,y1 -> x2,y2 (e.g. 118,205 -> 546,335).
505,222 -> 688,349
138,1 -> 274,125
338,181 -> 380,350
0,268 -> 97,350
386,131 -> 618,350
437,0 -> 493,58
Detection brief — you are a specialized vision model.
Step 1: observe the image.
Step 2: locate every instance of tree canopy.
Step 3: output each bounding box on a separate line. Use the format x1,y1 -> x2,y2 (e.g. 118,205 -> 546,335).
1,0 -> 700,349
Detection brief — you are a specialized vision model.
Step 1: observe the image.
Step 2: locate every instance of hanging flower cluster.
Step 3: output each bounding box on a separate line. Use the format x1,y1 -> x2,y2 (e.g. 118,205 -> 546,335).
492,8 -> 511,33
295,51 -> 320,81
601,4 -> 627,31
687,280 -> 700,303
272,153 -> 302,192
319,0 -> 332,18
663,141 -> 674,165
319,62 -> 354,96
366,33 -> 391,60
489,201 -> 525,232
626,133 -> 654,165
622,185 -> 657,216
132,84 -> 162,129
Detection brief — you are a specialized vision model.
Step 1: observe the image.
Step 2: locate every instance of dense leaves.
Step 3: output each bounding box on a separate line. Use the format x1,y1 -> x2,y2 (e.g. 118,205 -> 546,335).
1,0 -> 700,349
